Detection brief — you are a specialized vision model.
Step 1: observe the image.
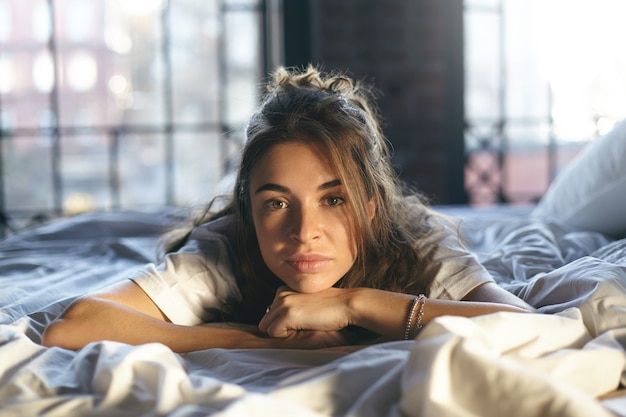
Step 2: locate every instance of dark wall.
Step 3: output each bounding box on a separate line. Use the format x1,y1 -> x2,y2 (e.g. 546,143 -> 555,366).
283,0 -> 467,204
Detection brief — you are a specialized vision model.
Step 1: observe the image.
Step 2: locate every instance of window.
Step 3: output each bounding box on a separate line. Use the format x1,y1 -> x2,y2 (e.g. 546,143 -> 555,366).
0,0 -> 265,235
464,0 -> 626,205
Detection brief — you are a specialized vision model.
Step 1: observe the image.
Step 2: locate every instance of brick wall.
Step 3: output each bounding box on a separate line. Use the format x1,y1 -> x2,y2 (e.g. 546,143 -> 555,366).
293,0 -> 467,204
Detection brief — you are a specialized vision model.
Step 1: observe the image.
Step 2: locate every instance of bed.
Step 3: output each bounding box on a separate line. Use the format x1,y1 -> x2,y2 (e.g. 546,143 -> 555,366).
2,121 -> 626,417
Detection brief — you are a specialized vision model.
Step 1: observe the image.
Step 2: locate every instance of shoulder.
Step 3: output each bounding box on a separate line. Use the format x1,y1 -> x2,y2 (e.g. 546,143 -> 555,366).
401,199 -> 494,300
131,215 -> 243,325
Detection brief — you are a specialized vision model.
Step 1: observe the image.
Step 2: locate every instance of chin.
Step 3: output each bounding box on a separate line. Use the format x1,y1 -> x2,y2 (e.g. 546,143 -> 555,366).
283,277 -> 336,294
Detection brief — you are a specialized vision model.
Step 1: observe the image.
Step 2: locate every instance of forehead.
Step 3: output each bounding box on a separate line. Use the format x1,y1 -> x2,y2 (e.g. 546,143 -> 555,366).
251,141 -> 336,177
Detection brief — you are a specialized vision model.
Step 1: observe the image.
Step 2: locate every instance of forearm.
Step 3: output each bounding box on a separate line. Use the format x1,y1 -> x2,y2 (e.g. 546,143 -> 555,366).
42,298 -> 276,352
349,287 -> 532,340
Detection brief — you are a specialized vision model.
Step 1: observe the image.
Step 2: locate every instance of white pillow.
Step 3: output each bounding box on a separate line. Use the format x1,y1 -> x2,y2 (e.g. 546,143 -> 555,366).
532,119 -> 626,238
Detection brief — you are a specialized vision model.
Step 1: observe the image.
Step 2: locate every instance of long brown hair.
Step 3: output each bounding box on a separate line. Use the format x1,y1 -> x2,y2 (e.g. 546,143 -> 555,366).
162,65 -> 437,323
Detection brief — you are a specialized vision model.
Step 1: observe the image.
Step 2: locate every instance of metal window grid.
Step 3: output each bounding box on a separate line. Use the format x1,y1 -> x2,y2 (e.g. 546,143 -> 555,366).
0,0 -> 267,238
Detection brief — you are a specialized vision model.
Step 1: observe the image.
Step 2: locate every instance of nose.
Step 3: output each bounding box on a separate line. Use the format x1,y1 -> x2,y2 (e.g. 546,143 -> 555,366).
290,205 -> 321,243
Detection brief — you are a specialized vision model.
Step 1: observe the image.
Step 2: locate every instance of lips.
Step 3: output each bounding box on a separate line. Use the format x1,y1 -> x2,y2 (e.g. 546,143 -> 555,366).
285,254 -> 332,273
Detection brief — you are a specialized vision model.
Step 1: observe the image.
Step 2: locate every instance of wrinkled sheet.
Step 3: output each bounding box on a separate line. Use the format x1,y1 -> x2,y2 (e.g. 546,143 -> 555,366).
1,207 -> 625,417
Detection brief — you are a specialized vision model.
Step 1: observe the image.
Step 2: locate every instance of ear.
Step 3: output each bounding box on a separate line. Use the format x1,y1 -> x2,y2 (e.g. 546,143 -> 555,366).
367,198 -> 377,221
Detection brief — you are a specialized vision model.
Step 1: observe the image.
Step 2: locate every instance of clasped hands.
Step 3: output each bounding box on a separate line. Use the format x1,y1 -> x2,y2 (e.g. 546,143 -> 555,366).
258,285 -> 361,347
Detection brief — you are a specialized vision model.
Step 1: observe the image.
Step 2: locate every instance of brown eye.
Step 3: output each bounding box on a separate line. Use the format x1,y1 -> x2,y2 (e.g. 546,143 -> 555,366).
264,199 -> 289,210
325,196 -> 345,207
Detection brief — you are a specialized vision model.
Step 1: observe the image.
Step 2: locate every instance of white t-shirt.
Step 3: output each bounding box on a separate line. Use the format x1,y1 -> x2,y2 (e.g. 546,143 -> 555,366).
130,213 -> 494,326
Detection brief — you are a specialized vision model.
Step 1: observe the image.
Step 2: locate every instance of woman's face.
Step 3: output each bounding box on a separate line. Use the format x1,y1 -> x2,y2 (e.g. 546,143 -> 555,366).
249,141 -> 375,293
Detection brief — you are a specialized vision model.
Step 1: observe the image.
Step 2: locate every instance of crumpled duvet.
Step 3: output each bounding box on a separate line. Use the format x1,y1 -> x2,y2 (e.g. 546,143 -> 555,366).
1,209 -> 625,417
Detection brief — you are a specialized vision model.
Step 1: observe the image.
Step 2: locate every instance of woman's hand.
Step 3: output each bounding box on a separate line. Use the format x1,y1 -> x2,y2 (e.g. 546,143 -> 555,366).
258,283 -> 536,344
203,322 -> 351,349
258,286 -> 355,338
268,329 -> 351,349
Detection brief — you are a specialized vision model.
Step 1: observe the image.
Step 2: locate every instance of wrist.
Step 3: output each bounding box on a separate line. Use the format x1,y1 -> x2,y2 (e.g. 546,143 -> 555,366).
344,287 -> 367,328
343,288 -> 421,340
403,294 -> 426,340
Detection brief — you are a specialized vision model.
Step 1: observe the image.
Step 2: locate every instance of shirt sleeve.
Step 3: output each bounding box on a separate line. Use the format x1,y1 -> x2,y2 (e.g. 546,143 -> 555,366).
129,229 -> 242,326
421,214 -> 494,301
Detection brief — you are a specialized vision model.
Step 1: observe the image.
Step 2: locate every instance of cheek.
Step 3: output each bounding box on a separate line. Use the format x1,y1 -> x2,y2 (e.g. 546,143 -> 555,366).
346,233 -> 358,263
252,214 -> 282,255
334,222 -> 358,267
342,214 -> 359,256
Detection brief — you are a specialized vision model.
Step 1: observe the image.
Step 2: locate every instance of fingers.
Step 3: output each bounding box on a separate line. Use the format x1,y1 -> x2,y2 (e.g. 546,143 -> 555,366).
257,298 -> 282,336
259,286 -> 350,337
258,303 -> 293,337
258,286 -> 298,336
282,330 -> 350,349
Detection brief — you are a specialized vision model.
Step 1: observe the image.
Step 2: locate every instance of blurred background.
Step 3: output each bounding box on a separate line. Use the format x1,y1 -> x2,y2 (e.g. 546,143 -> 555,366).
1,0 -> 625,235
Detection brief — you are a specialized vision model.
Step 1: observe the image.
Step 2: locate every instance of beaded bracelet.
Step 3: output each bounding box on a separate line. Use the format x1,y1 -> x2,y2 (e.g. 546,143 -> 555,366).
404,294 -> 427,340
414,294 -> 426,334
404,297 -> 419,340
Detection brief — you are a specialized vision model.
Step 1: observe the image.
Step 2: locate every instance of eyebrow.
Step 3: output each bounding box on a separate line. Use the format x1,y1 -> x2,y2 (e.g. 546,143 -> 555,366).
254,179 -> 342,194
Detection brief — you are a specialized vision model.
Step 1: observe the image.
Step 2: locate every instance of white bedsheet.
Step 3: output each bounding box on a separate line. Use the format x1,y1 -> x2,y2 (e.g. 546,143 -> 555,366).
1,208 -> 625,417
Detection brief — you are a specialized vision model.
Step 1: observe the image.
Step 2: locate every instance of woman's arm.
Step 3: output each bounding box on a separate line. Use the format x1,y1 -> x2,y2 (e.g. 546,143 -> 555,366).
461,281 -> 535,310
258,283 -> 535,341
41,280 -> 347,352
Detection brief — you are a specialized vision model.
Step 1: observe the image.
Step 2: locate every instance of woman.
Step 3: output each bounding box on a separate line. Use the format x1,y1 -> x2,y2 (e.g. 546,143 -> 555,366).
42,66 -> 534,352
